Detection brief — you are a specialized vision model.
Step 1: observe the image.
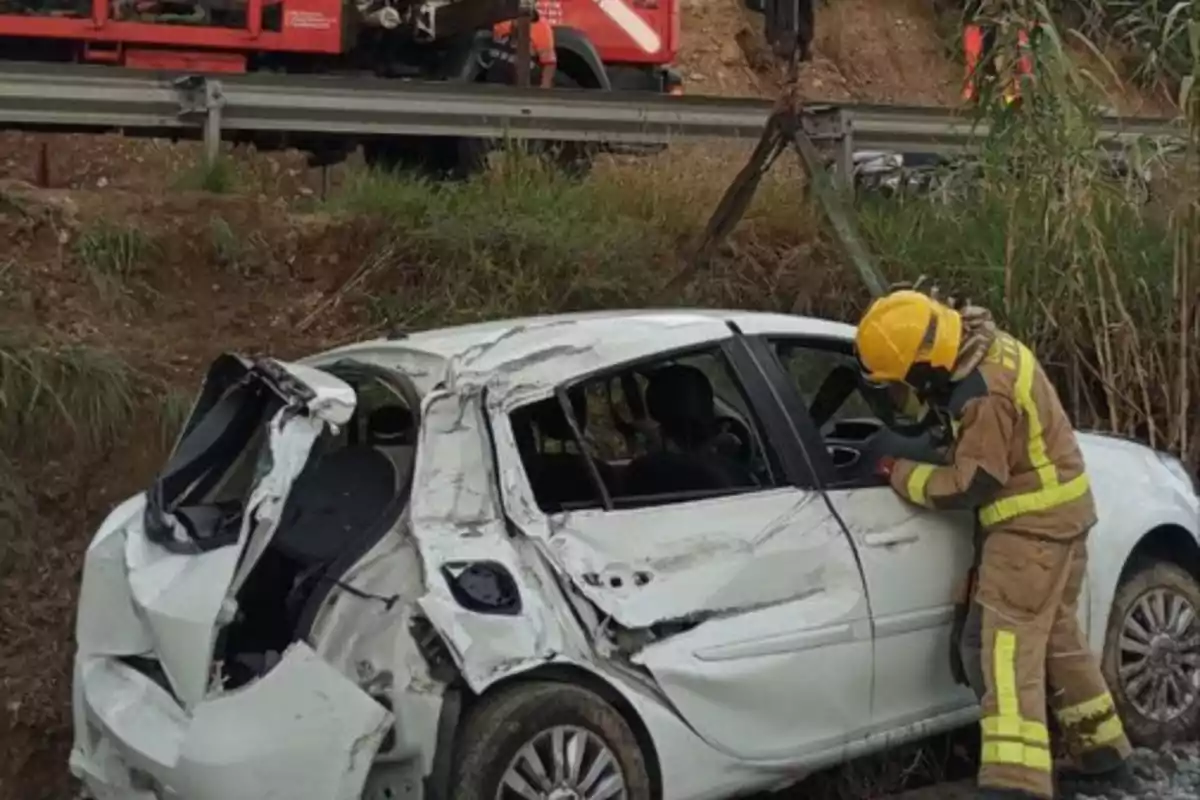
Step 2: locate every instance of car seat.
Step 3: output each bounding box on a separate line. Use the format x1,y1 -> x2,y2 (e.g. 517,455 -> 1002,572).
366,405 -> 417,492
622,364 -> 757,498
270,444 -> 398,568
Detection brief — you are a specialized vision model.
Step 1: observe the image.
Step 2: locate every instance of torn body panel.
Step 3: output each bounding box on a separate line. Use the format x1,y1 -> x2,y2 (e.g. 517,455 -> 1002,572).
405,388 -> 580,692
306,526 -> 444,778
70,354 -> 399,800
532,489 -> 854,628
632,587 -> 872,762
72,643 -> 391,800
121,360 -> 355,708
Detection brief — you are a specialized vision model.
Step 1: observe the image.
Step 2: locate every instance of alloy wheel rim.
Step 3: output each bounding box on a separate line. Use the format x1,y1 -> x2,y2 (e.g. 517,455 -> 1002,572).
1119,587 -> 1200,722
496,725 -> 626,800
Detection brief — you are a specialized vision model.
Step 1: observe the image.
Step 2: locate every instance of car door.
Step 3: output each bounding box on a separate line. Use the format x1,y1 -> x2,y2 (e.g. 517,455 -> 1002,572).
750,335 -> 979,732
489,337 -> 875,763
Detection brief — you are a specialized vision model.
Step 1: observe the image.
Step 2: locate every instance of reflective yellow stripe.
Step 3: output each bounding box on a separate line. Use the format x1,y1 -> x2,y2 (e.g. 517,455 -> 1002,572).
1057,691 -> 1116,725
1056,692 -> 1126,751
978,473 -> 1091,526
982,630 -> 1053,769
1081,715 -> 1127,750
981,741 -> 1053,771
907,464 -> 935,506
1012,343 -> 1058,490
994,630 -> 1019,720
978,341 -> 1090,527
981,717 -> 1050,745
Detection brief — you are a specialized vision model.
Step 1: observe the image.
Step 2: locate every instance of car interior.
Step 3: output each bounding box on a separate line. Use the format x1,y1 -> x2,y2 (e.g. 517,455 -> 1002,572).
771,339 -> 949,488
211,362 -> 421,689
510,350 -> 776,513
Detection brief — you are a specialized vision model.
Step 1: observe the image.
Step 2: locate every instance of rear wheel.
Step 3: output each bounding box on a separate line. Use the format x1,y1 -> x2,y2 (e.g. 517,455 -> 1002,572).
1101,559 -> 1200,746
451,681 -> 653,800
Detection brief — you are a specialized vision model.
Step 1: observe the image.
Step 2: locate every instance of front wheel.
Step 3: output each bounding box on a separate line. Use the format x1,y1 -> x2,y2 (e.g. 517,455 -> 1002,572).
1100,559 -> 1200,747
451,681 -> 653,800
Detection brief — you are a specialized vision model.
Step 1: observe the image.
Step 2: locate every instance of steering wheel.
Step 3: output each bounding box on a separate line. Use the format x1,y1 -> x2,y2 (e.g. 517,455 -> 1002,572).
713,415 -> 754,464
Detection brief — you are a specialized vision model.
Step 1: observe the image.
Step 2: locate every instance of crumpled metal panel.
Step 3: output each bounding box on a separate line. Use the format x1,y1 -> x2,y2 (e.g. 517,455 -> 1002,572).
72,644 -> 390,800
79,358 -> 356,710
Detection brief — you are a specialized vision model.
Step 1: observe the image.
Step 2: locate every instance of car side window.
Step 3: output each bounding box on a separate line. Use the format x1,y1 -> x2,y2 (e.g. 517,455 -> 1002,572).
508,344 -> 783,513
769,338 -> 943,488
771,339 -> 876,430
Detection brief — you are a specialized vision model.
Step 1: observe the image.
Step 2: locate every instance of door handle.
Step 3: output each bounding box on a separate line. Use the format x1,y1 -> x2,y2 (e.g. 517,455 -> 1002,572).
864,531 -> 919,548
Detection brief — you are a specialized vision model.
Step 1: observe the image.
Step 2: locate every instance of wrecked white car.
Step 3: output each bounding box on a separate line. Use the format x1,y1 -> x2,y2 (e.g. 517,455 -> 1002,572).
71,310 -> 1200,800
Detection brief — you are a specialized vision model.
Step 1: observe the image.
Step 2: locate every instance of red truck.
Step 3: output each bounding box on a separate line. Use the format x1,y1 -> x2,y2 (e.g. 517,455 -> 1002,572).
0,0 -> 684,172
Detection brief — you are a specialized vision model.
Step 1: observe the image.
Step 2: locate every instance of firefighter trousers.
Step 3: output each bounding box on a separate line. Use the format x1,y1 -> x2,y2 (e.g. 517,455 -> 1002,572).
959,530 -> 1133,798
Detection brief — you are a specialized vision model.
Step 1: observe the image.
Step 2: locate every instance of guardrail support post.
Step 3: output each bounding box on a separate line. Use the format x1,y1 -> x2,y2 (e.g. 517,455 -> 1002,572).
203,80 -> 225,167
836,109 -> 854,194
796,106 -> 854,193
175,75 -> 227,170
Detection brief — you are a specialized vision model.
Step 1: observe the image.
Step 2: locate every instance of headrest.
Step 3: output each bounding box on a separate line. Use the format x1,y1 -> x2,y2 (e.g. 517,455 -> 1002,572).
645,364 -> 715,429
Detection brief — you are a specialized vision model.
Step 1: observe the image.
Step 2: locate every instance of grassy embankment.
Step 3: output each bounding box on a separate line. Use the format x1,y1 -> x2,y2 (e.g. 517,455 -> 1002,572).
2,2 -> 1199,796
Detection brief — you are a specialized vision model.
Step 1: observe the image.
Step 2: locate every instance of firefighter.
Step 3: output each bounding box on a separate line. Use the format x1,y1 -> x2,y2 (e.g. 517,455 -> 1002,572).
855,289 -> 1135,799
488,7 -> 558,88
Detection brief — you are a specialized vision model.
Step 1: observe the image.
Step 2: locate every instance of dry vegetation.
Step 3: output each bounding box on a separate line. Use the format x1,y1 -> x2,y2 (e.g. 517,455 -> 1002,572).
1,2 -> 1199,799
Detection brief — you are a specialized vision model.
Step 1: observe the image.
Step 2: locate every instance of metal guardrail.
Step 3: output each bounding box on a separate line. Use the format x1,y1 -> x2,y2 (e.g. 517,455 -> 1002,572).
0,61 -> 1185,159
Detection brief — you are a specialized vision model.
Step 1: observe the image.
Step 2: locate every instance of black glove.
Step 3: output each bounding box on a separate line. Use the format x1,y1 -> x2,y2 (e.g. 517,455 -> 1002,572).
864,426 -> 951,466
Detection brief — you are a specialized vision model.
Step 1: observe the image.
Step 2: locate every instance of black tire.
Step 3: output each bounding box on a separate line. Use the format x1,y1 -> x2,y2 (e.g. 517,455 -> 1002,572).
451,681 -> 653,800
1100,559 -> 1200,747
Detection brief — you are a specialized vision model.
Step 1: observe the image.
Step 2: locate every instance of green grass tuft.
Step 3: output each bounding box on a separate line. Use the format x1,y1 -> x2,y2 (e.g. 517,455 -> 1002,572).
0,328 -> 141,456
174,154 -> 241,194
74,221 -> 157,306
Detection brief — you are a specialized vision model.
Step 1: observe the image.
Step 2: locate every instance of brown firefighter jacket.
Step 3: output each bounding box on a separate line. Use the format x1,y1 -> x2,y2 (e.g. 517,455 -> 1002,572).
888,331 -> 1097,540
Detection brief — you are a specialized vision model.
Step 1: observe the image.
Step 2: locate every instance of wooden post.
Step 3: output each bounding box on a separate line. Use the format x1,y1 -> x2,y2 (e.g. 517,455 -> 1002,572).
515,2 -> 532,88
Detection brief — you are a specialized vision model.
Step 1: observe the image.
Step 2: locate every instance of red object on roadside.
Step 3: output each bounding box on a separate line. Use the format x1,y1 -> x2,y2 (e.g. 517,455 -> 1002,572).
962,20 -> 1035,106
0,0 -> 681,78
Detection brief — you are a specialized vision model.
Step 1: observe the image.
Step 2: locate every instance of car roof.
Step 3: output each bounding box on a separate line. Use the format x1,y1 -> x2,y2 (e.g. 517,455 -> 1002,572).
314,309 -> 858,395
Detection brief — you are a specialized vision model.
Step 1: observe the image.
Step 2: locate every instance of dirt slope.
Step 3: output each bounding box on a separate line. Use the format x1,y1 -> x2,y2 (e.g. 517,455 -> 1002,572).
677,0 -> 960,103
675,0 -> 1175,115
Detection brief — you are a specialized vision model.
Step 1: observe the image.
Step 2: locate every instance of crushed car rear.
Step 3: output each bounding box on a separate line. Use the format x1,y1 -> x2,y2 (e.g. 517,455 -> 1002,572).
69,353 -> 424,800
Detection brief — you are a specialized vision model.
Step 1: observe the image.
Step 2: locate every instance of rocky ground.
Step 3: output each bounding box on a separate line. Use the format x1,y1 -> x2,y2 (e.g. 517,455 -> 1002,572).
888,744 -> 1200,800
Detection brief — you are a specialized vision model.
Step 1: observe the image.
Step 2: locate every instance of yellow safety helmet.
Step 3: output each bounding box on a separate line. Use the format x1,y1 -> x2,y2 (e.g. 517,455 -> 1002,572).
855,290 -> 963,384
